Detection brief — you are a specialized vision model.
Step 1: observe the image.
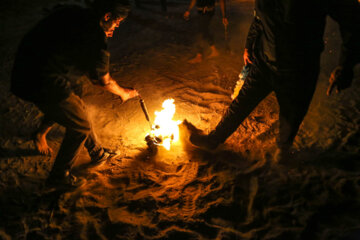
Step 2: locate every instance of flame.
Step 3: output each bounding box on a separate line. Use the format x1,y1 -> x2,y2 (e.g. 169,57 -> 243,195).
149,99 -> 182,150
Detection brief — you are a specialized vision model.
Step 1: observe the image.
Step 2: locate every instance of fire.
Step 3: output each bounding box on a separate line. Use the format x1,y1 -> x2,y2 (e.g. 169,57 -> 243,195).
148,99 -> 182,150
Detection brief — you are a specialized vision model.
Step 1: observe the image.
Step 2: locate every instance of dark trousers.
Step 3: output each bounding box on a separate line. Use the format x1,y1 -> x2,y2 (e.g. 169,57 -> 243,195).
36,92 -> 102,180
196,10 -> 215,54
210,56 -> 320,151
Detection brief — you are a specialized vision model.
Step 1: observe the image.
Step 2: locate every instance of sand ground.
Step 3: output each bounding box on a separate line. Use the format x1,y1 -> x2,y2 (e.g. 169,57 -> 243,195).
1,0 -> 360,239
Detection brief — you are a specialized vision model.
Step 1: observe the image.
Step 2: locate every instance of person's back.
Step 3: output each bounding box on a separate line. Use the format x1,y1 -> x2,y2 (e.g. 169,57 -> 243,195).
11,5 -> 107,103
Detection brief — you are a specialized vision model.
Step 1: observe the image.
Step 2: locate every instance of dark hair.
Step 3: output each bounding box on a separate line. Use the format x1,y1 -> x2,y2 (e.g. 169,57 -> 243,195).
91,0 -> 130,18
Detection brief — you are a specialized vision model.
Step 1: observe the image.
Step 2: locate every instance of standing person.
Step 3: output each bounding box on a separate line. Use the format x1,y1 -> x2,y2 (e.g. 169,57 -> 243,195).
184,0 -> 228,63
189,0 -> 360,162
11,0 -> 139,187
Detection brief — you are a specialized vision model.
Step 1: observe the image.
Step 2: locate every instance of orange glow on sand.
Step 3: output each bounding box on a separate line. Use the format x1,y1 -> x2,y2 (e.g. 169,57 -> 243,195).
147,99 -> 182,150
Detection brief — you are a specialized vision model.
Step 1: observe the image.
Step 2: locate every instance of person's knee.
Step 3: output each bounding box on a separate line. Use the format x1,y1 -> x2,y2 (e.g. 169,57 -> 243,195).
78,121 -> 91,136
70,116 -> 92,136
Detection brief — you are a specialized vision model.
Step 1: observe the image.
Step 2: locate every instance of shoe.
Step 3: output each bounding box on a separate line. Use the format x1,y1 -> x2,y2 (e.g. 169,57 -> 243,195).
89,148 -> 118,167
45,171 -> 85,190
189,132 -> 219,150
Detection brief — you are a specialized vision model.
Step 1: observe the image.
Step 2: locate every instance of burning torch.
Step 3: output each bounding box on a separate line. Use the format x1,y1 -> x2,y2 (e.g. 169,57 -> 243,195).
139,97 -> 162,152
139,97 -> 153,131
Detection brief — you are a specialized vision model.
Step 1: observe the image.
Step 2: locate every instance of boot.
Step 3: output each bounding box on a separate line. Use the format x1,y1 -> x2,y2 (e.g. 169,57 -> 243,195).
189,132 -> 220,150
89,148 -> 119,167
45,170 -> 85,190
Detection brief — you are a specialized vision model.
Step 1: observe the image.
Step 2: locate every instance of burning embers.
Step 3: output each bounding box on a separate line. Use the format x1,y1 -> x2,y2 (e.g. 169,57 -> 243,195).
141,99 -> 182,151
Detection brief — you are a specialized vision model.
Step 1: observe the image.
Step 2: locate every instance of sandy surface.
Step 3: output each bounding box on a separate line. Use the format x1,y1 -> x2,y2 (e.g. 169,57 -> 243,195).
1,0 -> 360,239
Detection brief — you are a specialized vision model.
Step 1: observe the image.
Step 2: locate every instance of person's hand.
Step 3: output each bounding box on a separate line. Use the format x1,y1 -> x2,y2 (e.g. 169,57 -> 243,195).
326,65 -> 354,96
122,87 -> 139,102
222,17 -> 228,27
243,48 -> 253,65
183,11 -> 190,21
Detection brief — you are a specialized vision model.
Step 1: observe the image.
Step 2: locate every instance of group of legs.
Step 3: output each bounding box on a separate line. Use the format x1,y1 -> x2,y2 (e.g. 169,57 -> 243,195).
190,54 -> 321,162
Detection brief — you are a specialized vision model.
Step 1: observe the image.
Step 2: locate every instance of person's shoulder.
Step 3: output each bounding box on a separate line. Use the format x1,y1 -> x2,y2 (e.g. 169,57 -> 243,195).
43,4 -> 98,30
44,4 -> 94,23
52,5 -> 88,16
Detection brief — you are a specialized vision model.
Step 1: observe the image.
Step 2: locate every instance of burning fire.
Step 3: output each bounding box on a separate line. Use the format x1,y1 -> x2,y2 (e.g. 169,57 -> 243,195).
148,99 -> 182,150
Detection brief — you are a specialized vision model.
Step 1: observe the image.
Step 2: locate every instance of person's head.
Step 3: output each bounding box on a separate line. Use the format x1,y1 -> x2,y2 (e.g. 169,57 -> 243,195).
92,0 -> 131,37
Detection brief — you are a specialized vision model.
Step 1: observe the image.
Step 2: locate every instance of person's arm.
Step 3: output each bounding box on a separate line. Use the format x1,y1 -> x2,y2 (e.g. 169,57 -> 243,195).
89,48 -> 139,102
98,73 -> 139,102
326,0 -> 360,95
184,0 -> 196,20
244,14 -> 262,65
219,0 -> 228,27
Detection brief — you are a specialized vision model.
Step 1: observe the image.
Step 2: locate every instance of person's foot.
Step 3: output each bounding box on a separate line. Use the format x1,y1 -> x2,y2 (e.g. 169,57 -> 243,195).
208,45 -> 219,59
45,171 -> 86,191
89,148 -> 119,168
189,132 -> 219,151
33,132 -> 53,155
188,53 -> 203,64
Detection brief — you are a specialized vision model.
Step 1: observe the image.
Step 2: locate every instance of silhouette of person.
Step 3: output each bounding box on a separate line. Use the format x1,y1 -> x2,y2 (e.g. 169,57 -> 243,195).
189,0 -> 360,162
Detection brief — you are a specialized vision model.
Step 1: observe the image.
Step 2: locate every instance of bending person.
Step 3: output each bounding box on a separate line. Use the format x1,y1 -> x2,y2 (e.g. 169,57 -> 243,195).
11,0 -> 139,187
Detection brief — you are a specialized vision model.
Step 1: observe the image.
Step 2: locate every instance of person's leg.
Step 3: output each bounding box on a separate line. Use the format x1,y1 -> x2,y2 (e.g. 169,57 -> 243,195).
201,11 -> 218,58
47,127 -> 89,183
41,93 -> 93,184
33,115 -> 55,155
188,18 -> 204,64
188,11 -> 214,63
190,63 -> 273,148
274,63 -> 320,161
208,45 -> 219,58
84,130 -> 107,162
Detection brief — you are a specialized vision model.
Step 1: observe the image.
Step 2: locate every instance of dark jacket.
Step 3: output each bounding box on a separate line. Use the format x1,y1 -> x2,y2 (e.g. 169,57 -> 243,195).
196,0 -> 215,8
245,0 -> 360,72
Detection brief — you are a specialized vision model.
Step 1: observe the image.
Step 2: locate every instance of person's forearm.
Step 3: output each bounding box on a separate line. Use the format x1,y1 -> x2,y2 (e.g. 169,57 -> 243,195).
98,73 -> 130,101
220,0 -> 226,18
102,80 -> 130,101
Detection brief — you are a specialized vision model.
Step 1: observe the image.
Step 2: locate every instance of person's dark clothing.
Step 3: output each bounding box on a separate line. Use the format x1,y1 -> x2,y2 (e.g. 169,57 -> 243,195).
209,54 -> 320,150
196,0 -> 215,8
11,5 -> 110,104
134,0 -> 167,11
195,10 -> 215,53
246,0 -> 360,72
11,5 -> 110,179
37,93 -> 103,181
210,0 -> 360,150
193,0 -> 216,53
